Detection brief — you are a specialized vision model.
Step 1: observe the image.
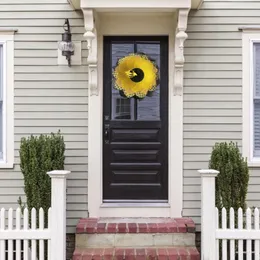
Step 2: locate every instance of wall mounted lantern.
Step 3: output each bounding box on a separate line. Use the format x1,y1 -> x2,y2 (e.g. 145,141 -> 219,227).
58,19 -> 75,67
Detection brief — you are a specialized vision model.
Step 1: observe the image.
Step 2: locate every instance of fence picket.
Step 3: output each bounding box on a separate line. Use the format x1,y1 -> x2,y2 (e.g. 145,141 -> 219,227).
0,208 -> 5,260
16,208 -> 21,260
230,207 -> 235,260
31,208 -> 37,260
222,208 -> 227,260
216,207 -> 219,260
246,208 -> 252,260
255,208 -> 260,260
23,208 -> 29,260
8,208 -> 14,260
238,208 -> 243,260
48,208 -> 51,260
39,208 -> 44,260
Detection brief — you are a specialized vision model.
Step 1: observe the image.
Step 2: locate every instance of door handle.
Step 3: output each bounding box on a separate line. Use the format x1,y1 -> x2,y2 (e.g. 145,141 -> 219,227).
104,124 -> 110,144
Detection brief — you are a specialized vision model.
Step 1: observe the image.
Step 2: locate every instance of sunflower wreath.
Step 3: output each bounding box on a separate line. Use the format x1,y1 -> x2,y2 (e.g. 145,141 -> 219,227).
113,53 -> 159,99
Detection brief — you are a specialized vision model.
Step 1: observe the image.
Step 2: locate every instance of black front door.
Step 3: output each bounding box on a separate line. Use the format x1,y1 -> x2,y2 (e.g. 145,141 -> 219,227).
103,36 -> 168,202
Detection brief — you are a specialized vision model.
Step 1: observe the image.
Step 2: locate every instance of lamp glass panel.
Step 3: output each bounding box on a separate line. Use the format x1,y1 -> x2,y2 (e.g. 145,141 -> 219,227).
58,41 -> 75,52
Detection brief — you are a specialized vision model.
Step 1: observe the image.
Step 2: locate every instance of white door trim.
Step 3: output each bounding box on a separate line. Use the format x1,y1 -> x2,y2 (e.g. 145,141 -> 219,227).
83,10 -> 189,218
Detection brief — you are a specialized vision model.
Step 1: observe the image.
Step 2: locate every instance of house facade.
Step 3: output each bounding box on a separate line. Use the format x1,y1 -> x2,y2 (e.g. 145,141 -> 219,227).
0,0 -> 259,258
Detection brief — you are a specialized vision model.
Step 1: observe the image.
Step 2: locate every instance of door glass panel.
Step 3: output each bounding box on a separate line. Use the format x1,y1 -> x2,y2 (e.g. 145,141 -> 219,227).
137,43 -> 160,120
111,43 -> 135,120
111,42 -> 161,121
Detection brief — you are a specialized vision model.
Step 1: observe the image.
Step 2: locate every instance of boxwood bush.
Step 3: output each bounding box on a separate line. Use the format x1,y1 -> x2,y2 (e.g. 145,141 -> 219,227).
18,131 -> 65,226
209,141 -> 249,212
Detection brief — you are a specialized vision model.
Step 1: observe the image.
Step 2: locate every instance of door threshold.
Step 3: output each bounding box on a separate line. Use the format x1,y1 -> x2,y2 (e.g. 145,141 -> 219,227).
101,202 -> 170,208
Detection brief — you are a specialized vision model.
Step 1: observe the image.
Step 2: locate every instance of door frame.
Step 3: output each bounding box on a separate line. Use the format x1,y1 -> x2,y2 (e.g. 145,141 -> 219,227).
87,11 -> 184,218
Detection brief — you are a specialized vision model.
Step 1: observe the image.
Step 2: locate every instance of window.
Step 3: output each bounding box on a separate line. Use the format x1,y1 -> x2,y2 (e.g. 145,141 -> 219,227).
0,33 -> 14,168
0,45 -> 3,159
242,30 -> 260,166
253,43 -> 260,157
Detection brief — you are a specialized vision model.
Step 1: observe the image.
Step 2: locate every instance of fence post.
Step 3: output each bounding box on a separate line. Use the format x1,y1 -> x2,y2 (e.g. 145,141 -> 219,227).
47,170 -> 71,260
198,169 -> 219,260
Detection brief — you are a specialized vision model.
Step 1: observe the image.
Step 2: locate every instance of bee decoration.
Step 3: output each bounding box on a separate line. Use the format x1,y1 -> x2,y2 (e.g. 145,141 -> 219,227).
113,53 -> 160,99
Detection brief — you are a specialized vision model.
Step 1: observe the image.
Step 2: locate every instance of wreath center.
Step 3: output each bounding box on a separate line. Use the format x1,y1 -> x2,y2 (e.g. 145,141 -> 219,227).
126,68 -> 145,83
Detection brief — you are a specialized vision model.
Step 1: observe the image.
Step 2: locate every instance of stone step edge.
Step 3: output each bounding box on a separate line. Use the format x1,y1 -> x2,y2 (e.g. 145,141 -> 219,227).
73,247 -> 200,260
76,218 -> 196,234
76,233 -> 195,248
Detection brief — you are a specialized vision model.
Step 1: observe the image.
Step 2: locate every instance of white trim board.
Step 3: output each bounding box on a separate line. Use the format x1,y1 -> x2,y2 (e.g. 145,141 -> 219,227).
0,34 -> 14,169
87,12 -> 183,218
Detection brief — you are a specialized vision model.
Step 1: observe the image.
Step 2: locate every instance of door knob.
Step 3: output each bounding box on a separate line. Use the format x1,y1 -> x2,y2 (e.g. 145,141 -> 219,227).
104,124 -> 110,144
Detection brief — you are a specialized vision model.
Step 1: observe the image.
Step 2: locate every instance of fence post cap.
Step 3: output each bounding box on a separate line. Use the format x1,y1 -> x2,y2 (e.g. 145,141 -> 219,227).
198,169 -> 219,177
47,170 -> 71,178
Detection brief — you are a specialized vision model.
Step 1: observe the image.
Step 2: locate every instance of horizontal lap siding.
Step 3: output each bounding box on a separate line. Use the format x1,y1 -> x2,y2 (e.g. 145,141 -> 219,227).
183,0 -> 258,231
0,0 -> 87,233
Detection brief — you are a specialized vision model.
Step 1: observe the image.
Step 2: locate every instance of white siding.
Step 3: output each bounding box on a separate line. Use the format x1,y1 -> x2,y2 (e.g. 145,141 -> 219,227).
183,0 -> 251,230
0,0 -> 88,233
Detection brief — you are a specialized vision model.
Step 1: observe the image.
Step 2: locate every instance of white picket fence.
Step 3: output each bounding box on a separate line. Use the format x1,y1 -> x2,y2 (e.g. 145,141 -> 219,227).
215,207 -> 260,260
0,207 -> 51,260
200,169 -> 260,260
0,170 -> 70,260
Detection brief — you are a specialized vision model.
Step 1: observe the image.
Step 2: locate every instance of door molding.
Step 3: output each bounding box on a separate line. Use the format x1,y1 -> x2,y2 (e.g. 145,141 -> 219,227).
84,10 -> 189,218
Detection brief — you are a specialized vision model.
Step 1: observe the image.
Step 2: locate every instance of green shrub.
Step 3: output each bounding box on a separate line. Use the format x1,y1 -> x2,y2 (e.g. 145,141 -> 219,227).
209,141 -> 249,212
209,141 -> 249,258
18,131 -> 65,226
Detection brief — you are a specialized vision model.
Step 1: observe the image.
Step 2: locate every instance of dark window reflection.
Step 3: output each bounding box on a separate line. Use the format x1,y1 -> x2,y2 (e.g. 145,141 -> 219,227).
111,43 -> 135,120
137,43 -> 160,120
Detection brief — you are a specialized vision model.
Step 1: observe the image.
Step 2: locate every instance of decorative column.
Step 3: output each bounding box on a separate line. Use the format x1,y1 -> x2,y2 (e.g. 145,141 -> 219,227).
83,9 -> 98,96
82,8 -> 101,216
47,170 -> 71,260
174,9 -> 189,96
199,169 -> 219,260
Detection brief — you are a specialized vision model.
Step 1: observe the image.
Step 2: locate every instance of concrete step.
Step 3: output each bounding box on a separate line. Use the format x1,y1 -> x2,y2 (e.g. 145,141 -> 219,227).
75,218 -> 196,248
73,247 -> 200,260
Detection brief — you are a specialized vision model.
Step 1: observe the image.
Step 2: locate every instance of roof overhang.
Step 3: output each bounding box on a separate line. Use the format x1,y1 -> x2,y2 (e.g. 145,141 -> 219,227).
67,0 -> 80,10
68,0 -> 203,10
191,0 -> 203,9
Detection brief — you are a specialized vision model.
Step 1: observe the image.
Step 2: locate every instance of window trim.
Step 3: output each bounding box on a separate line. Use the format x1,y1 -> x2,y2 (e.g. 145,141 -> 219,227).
0,34 -> 14,168
242,31 -> 260,167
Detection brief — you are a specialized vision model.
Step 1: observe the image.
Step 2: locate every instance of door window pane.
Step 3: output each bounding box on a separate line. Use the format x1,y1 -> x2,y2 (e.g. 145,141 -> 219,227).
111,43 -> 135,120
137,43 -> 160,120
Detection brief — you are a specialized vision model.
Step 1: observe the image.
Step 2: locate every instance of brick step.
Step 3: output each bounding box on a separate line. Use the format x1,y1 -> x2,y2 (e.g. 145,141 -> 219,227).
73,247 -> 200,260
76,218 -> 196,248
76,218 -> 196,234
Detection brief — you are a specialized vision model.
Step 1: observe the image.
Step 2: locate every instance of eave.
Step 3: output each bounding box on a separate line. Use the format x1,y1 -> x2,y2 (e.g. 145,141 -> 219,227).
67,0 -> 80,10
68,0 -> 204,10
191,0 -> 204,9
